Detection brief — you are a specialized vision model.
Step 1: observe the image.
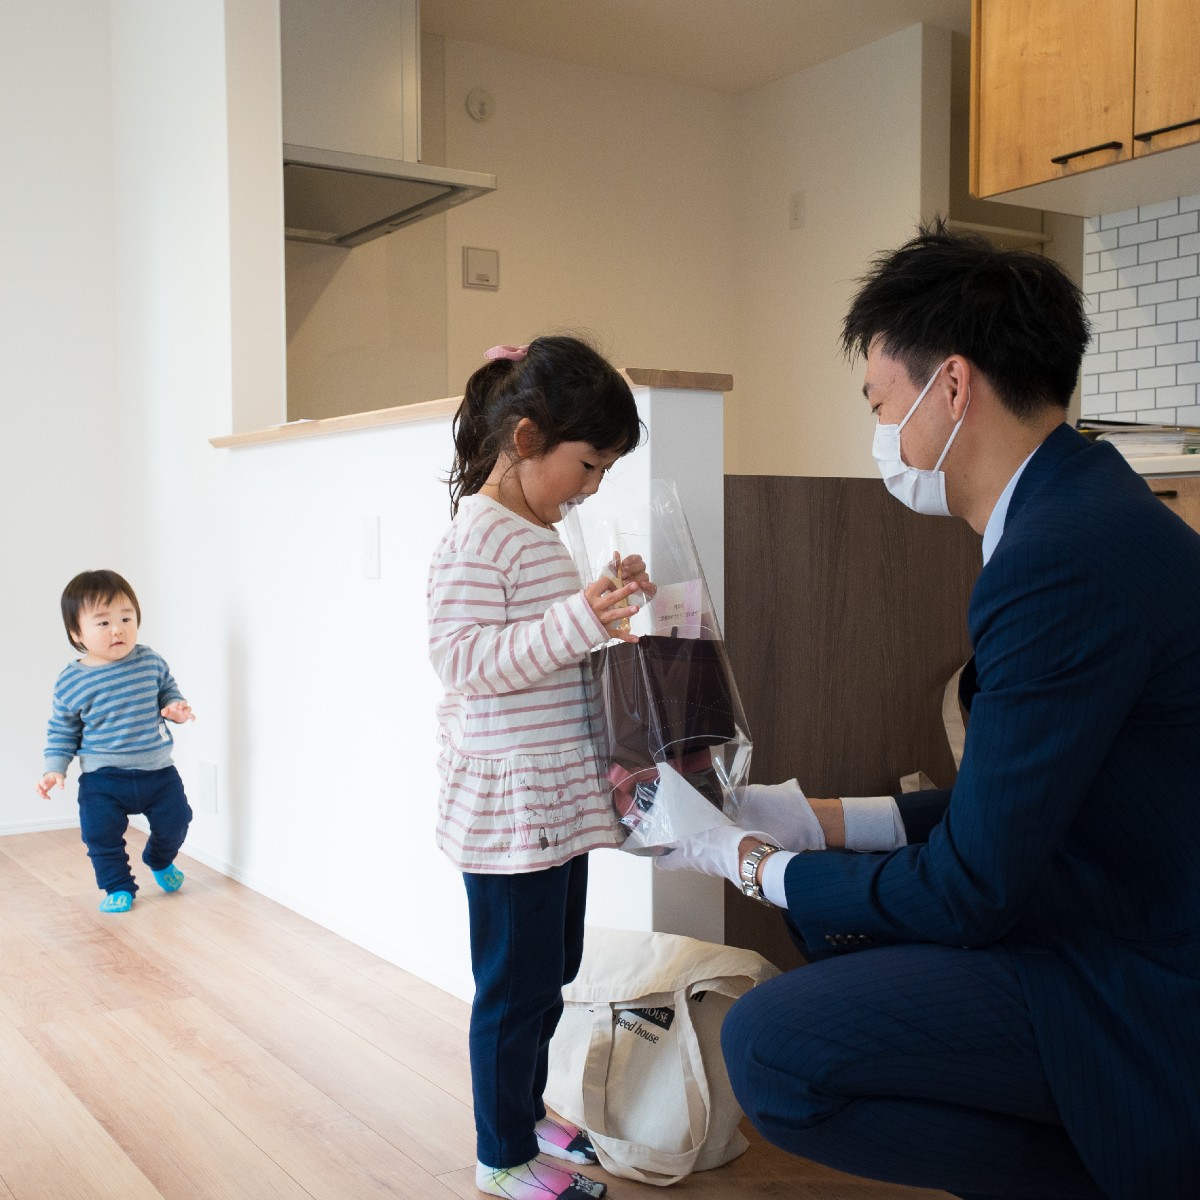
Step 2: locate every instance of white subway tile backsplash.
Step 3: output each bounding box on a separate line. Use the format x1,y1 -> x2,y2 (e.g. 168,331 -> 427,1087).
1138,365 -> 1177,389
1119,221 -> 1158,246
1101,207 -> 1141,228
1139,198 -> 1180,221
1138,323 -> 1178,347
1139,238 -> 1180,263
1118,346 -> 1157,370
1158,298 -> 1198,323
1084,269 -> 1118,292
1139,281 -> 1178,305
1099,329 -> 1138,353
1117,306 -> 1158,329
1119,263 -> 1158,287
1082,192 -> 1200,420
1159,211 -> 1199,239
1156,342 -> 1197,366
1158,256 -> 1198,281
1099,245 -> 1140,270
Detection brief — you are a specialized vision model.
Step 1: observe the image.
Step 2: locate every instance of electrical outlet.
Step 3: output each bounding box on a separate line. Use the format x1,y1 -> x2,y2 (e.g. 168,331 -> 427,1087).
197,761 -> 218,814
789,189 -> 806,230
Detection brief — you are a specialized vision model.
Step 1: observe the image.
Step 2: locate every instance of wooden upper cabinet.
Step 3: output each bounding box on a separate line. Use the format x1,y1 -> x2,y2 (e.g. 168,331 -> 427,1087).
972,0 -> 1136,197
1134,0 -> 1200,157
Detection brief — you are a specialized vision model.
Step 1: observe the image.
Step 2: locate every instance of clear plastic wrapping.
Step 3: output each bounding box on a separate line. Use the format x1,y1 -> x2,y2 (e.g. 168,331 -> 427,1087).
563,480 -> 753,853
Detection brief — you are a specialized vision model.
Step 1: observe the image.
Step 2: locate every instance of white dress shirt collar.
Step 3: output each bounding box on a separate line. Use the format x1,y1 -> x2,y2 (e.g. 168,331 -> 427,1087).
981,449 -> 1037,564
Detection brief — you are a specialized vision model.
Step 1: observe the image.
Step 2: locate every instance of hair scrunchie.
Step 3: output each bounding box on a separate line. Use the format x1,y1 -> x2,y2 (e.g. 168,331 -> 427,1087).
483,344 -> 529,362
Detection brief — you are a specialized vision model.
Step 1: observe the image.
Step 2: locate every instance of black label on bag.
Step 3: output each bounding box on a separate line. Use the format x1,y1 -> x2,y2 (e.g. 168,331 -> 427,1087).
626,1005 -> 674,1031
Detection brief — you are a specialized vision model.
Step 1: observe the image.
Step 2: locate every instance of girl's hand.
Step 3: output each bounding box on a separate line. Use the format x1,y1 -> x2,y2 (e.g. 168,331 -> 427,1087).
161,701 -> 196,723
36,772 -> 65,800
616,553 -> 657,600
585,575 -> 641,643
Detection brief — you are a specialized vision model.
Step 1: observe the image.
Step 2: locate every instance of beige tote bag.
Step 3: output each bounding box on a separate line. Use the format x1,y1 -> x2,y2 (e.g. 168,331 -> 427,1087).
545,926 -> 780,1186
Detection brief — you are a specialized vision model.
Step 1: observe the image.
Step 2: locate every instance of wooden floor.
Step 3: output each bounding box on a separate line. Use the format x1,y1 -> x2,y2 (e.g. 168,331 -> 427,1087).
0,828 -> 947,1199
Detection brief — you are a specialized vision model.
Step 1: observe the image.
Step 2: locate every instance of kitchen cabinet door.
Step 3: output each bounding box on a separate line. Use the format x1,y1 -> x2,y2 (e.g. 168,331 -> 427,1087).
1133,0 -> 1200,157
971,0 -> 1136,197
1146,475 -> 1200,534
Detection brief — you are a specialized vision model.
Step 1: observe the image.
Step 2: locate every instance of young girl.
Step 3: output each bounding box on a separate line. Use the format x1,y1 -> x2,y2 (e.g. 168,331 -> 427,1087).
428,336 -> 650,1200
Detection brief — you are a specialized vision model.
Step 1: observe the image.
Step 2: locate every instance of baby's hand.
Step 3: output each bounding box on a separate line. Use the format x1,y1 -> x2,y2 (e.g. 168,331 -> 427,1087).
585,575 -> 641,643
161,701 -> 196,723
36,772 -> 65,800
617,553 -> 657,600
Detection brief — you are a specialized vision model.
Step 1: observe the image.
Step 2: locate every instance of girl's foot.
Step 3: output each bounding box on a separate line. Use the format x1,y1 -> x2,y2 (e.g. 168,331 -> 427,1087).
152,864 -> 185,892
475,1156 -> 605,1199
535,1115 -> 598,1165
99,890 -> 134,914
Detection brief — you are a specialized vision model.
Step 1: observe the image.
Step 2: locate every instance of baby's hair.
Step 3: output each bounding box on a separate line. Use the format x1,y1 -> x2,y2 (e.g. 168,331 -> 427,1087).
61,569 -> 141,652
448,335 -> 644,515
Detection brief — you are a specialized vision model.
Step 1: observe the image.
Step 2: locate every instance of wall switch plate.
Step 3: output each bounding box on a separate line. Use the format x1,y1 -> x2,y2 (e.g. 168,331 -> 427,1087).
197,761 -> 218,813
463,246 -> 499,290
362,515 -> 381,579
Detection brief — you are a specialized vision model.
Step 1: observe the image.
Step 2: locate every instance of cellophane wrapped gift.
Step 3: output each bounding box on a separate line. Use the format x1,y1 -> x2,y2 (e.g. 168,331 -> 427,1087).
562,480 -> 753,853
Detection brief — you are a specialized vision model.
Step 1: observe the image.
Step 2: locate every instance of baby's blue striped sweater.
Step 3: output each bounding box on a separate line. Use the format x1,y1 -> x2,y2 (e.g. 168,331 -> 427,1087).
43,644 -> 185,774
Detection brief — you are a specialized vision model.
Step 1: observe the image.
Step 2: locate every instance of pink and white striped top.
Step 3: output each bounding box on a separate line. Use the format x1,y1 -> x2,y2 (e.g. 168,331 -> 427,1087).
428,495 -> 623,872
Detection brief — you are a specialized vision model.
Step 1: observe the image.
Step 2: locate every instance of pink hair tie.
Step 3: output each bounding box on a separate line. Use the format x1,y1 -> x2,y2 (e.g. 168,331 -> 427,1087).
484,343 -> 529,362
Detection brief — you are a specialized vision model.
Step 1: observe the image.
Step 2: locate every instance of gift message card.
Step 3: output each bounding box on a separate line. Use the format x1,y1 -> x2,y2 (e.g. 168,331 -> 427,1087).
650,579 -> 704,638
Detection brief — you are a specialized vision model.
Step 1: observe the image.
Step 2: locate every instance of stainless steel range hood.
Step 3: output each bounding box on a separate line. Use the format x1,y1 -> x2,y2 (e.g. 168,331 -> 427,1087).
283,143 -> 496,248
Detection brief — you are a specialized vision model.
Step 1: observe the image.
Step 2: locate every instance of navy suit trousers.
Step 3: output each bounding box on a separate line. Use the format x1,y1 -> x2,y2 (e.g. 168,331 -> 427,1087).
721,943 -> 1109,1199
77,765 -> 192,895
462,855 -> 588,1169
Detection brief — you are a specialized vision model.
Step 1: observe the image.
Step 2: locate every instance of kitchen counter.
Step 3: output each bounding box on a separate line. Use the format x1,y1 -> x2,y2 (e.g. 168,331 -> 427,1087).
210,368 -> 734,449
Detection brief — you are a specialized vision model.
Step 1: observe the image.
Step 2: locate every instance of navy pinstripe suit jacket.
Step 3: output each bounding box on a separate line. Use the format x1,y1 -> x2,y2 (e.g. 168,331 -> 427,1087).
783,423 -> 1200,1199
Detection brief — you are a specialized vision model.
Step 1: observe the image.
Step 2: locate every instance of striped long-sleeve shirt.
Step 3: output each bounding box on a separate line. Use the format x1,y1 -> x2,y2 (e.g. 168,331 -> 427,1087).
43,644 -> 185,774
428,494 -> 623,872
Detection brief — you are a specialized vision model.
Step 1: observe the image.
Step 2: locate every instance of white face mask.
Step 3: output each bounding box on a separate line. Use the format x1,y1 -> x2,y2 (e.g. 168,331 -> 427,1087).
871,362 -> 969,518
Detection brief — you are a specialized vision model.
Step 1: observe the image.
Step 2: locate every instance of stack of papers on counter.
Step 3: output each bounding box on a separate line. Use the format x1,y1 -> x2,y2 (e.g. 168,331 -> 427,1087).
1076,420 -> 1200,458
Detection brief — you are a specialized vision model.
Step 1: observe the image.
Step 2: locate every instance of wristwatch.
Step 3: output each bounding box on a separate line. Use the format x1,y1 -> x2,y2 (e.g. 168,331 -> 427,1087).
739,841 -> 783,905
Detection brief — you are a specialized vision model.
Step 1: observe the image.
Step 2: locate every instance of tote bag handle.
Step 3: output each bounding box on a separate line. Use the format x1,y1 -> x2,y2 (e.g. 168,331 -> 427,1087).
579,982 -> 717,1186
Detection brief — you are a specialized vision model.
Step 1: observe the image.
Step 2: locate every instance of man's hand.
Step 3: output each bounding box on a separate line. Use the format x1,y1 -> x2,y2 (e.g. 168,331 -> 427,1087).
36,772 -> 65,800
733,779 -> 827,851
653,825 -> 776,889
161,701 -> 196,723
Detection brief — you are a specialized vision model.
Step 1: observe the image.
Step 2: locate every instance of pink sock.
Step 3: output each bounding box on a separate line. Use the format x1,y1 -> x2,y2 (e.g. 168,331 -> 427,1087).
475,1156 -> 605,1199
535,1115 -> 598,1164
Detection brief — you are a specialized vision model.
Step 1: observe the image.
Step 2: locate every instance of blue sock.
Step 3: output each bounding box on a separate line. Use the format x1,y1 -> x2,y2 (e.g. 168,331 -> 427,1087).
99,890 -> 134,913
152,863 -> 185,892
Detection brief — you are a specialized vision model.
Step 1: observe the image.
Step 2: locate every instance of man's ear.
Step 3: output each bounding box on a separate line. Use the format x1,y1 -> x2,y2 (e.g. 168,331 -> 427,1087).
512,417 -> 544,460
943,356 -> 972,419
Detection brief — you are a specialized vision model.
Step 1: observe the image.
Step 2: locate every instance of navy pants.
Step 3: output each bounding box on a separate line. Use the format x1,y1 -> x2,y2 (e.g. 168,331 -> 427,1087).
77,765 -> 192,895
462,855 -> 589,1169
721,942 -> 1108,1200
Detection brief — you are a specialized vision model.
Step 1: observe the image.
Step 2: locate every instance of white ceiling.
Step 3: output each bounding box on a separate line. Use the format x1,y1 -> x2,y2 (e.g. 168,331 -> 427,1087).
420,0 -> 972,95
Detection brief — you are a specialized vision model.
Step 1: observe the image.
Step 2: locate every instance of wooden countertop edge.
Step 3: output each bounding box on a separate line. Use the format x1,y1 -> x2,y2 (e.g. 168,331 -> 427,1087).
209,368 -> 734,449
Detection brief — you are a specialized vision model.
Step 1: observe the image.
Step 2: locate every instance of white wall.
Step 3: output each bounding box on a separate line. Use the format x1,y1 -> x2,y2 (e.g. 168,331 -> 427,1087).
0,2 -> 121,833
440,40 -> 739,402
729,23 -> 951,478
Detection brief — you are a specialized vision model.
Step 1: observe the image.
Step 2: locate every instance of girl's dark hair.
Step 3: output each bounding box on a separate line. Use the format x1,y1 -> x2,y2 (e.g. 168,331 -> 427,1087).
448,335 -> 644,514
841,218 -> 1090,418
61,569 -> 141,651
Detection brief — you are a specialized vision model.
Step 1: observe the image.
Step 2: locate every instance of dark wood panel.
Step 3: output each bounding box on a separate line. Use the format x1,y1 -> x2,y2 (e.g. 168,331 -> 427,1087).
723,476 -> 982,969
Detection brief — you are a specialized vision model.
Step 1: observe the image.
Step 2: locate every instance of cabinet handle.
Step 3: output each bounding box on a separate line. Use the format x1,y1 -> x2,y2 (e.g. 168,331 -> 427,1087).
1050,140 -> 1124,165
1151,490 -> 1178,499
1134,116 -> 1200,143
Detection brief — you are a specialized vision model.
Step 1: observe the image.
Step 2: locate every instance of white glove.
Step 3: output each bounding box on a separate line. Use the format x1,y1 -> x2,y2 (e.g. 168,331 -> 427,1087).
653,825 -> 773,888
732,779 -> 826,852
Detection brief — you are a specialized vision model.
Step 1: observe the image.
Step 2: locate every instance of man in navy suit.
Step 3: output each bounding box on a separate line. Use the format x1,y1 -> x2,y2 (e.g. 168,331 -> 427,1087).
658,224 -> 1200,1198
